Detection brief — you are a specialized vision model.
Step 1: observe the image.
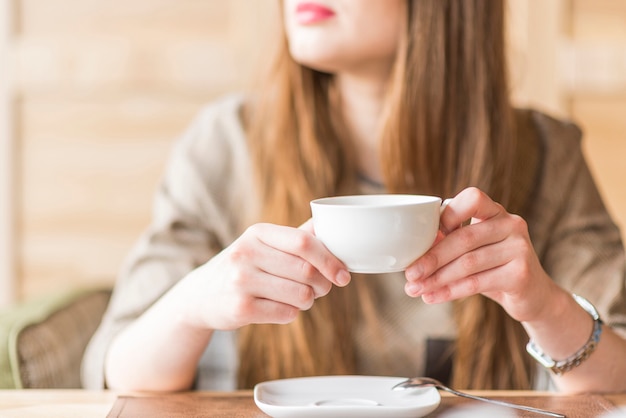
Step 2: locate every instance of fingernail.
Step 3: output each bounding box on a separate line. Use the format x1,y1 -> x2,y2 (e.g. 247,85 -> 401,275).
336,270 -> 351,286
407,282 -> 423,296
406,264 -> 423,282
422,293 -> 436,304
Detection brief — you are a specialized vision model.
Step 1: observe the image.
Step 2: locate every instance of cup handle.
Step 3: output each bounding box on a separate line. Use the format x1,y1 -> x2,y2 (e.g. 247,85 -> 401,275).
440,198 -> 452,213
440,198 -> 472,230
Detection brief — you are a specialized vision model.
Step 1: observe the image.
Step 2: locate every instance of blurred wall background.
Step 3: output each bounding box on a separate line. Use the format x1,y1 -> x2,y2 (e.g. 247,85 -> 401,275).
1,0 -> 625,307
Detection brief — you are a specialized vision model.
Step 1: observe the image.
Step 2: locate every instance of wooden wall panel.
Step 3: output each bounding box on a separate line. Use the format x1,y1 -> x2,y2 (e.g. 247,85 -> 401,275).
18,97 -> 204,296
9,0 -> 278,300
506,0 -> 568,116
0,0 -> 16,306
569,0 -> 626,239
17,1 -> 232,38
571,0 -> 626,40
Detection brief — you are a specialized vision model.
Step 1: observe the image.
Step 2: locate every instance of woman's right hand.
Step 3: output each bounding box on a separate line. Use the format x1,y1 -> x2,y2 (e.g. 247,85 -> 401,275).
178,221 -> 351,331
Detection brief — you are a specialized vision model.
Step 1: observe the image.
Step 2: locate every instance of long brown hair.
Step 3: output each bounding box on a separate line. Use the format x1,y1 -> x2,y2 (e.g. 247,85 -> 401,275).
238,0 -> 535,390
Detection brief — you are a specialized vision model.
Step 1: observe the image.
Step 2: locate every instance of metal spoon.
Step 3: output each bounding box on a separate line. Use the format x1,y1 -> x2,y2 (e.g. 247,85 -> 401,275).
392,377 -> 565,417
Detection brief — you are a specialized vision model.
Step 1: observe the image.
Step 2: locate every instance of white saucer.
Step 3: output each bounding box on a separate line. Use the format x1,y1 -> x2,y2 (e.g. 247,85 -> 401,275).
253,375 -> 440,418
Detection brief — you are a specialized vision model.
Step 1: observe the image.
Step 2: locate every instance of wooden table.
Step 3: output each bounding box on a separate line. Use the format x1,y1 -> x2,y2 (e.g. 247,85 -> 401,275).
0,389 -> 624,417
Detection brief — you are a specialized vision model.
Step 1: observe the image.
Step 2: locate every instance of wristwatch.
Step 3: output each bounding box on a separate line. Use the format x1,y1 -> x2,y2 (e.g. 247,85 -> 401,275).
526,294 -> 603,375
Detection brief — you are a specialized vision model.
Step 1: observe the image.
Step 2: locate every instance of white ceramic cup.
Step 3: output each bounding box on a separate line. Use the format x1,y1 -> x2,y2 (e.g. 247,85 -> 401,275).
310,194 -> 443,274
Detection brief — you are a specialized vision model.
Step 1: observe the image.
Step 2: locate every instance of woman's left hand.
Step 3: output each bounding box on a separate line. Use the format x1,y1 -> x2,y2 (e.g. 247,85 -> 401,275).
404,187 -> 558,322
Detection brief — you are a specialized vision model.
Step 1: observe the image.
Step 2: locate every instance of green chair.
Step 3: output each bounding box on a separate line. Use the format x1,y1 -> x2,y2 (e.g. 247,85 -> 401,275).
0,287 -> 111,388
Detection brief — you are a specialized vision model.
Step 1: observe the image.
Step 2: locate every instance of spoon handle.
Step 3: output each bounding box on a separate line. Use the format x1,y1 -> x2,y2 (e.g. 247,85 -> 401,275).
437,386 -> 566,417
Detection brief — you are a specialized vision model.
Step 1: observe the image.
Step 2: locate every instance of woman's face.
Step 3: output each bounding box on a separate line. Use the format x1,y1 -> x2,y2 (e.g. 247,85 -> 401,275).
283,0 -> 405,78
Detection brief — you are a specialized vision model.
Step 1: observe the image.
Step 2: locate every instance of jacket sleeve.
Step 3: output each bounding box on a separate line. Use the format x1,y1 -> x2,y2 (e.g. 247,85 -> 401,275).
80,95 -> 253,388
526,111 -> 626,339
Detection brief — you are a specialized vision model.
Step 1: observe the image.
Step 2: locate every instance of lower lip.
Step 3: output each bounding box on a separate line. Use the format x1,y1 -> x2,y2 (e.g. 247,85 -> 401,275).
295,5 -> 335,24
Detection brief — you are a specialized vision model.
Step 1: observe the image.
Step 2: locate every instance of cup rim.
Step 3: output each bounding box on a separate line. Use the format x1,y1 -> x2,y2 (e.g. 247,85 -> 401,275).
310,194 -> 441,208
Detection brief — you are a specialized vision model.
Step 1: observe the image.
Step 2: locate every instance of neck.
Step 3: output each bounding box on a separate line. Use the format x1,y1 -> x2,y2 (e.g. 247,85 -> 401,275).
335,73 -> 389,184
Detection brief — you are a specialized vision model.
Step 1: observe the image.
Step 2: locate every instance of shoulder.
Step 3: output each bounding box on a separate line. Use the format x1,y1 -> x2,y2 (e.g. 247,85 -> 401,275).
162,93 -> 254,192
182,93 -> 249,148
159,93 -> 257,232
169,93 -> 251,170
509,108 -> 589,217
194,93 -> 248,128
514,108 -> 588,182
515,108 -> 583,154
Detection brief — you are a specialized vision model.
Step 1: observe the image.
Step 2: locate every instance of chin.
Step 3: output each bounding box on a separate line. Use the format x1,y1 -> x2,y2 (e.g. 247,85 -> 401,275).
289,51 -> 340,74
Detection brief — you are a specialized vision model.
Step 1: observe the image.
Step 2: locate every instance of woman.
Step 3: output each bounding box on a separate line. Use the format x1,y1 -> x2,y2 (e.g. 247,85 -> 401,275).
83,0 -> 626,393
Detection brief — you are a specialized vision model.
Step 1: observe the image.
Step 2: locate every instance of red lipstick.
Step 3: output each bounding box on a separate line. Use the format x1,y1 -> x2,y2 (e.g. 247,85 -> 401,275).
295,2 -> 336,25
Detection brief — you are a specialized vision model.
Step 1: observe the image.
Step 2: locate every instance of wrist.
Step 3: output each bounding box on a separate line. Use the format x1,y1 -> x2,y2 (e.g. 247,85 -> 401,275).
162,269 -> 211,331
512,277 -> 566,324
522,288 -> 593,355
525,293 -> 602,375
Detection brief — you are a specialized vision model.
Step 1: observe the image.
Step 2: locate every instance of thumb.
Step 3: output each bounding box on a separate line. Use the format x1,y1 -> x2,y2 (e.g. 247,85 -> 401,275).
299,218 -> 315,234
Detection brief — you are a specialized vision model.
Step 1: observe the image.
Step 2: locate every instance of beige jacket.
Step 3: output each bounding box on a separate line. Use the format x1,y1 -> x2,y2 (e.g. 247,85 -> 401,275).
82,94 -> 626,390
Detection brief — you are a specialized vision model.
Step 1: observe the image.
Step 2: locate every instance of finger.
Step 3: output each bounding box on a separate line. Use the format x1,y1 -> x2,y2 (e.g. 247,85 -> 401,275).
237,268 -> 318,311
420,260 -> 552,323
299,217 -> 351,286
440,187 -> 504,235
299,218 -> 314,233
250,242 -> 333,298
250,223 -> 351,287
406,213 -> 510,282
405,241 -> 513,297
243,297 -> 300,325
431,230 -> 446,247
419,272 -> 490,305
417,263 -> 511,304
204,265 -> 302,328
